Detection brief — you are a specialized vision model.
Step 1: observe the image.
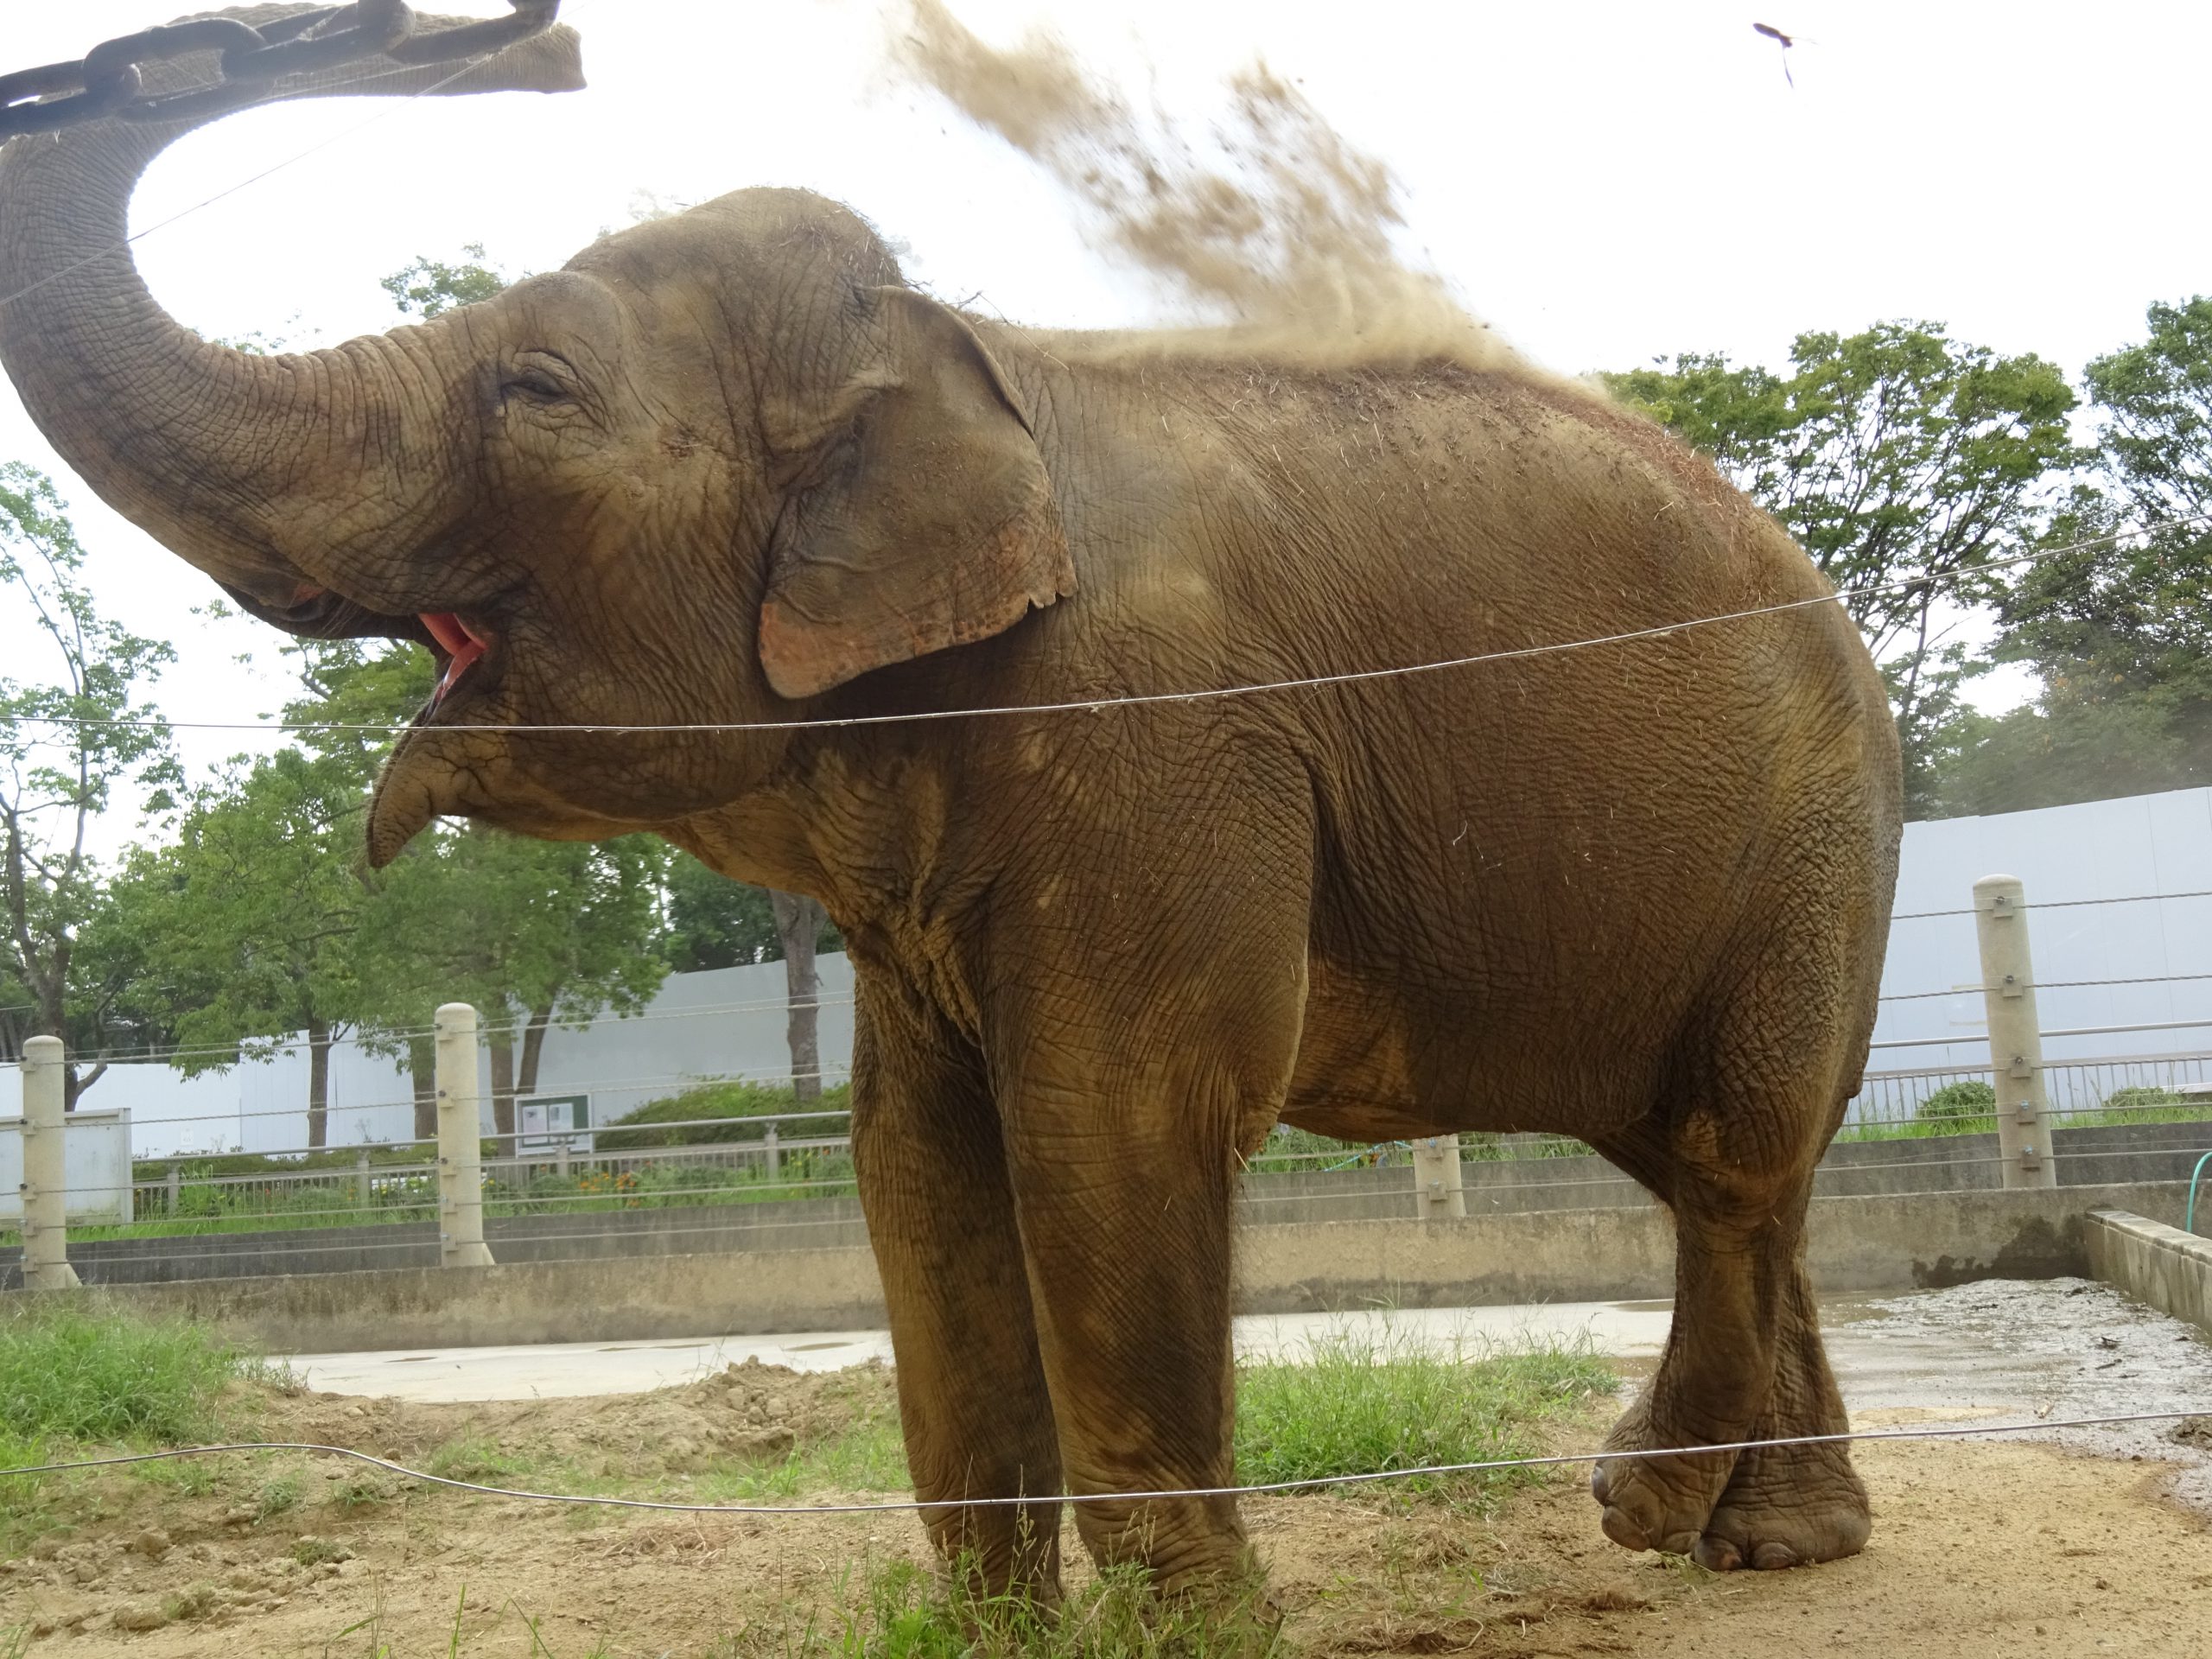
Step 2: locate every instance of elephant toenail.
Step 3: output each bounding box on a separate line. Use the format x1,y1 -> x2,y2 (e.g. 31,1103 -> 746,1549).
1589,1465 -> 1611,1503
1693,1535 -> 1743,1573
1599,1509 -> 1649,1552
1751,1542 -> 1800,1571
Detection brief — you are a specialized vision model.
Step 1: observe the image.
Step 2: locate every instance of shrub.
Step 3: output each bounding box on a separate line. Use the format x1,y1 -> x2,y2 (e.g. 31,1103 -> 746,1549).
597,1080 -> 852,1150
1915,1080 -> 1998,1133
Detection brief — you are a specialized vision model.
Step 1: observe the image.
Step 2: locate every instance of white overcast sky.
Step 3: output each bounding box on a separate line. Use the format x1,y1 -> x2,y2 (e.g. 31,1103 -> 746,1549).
4,0 -> 2209,855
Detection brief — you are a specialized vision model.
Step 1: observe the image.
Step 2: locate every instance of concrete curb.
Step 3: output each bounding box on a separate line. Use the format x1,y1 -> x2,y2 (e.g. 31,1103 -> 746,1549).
2083,1208 -> 2212,1335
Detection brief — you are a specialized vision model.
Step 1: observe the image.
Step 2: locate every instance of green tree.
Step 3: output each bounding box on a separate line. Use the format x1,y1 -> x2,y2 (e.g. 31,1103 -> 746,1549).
118,745 -> 371,1147
1939,301 -> 2212,811
1606,322 -> 2080,810
665,855 -> 829,970
378,242 -> 512,320
0,465 -> 179,1101
358,822 -> 671,1136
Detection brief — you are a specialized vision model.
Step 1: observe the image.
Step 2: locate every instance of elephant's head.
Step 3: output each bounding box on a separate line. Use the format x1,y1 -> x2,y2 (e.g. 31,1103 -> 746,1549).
0,5 -> 1074,868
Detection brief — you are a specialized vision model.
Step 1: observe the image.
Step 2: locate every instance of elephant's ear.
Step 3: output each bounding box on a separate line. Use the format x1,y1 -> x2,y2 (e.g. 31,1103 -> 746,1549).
757,287 -> 1075,700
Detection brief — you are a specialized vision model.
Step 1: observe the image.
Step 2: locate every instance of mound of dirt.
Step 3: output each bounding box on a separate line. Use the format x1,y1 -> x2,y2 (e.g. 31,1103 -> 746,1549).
249,1356 -> 898,1478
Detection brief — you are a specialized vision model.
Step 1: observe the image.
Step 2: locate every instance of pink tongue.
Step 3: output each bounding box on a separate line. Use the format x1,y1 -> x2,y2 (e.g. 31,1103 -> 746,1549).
421,612 -> 487,702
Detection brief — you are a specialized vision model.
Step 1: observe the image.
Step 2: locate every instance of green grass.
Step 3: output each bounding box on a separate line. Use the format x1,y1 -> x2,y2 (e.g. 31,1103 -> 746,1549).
728,1554 -> 1280,1659
1235,1324 -> 1614,1500
0,1303 -> 258,1448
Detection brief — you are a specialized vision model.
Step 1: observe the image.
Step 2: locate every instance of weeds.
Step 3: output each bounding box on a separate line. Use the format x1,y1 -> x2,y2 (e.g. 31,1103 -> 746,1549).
257,1471 -> 304,1521
426,1434 -> 517,1483
734,1554 -> 1280,1659
1235,1325 -> 1614,1501
0,1303 -> 248,1446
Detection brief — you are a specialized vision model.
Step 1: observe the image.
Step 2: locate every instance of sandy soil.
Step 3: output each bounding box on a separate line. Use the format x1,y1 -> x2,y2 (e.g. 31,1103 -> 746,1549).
3,1367 -> 2209,1657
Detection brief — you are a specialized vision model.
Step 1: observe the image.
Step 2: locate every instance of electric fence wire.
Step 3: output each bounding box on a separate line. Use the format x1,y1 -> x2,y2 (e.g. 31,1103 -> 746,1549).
3,1411 -> 2208,1513
7,521 -> 2210,741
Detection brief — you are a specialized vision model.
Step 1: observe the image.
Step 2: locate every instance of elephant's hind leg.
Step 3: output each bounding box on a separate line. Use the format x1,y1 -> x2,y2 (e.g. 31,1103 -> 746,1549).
1588,1031 -> 1872,1568
1692,1257 -> 1869,1571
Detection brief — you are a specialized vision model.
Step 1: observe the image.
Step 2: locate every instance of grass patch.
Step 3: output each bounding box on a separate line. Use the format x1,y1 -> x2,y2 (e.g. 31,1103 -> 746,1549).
699,1413 -> 912,1502
425,1433 -> 519,1484
731,1554 -> 1280,1659
0,1303 -> 251,1448
1235,1325 -> 1615,1501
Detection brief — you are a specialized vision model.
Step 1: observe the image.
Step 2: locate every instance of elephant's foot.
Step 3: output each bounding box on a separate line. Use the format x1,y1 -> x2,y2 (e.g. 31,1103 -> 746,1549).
1587,1394 -> 1738,1557
1690,1435 -> 1870,1572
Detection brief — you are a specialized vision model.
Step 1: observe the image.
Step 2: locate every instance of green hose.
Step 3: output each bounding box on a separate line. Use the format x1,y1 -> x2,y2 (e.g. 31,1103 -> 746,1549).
2188,1149 -> 2212,1236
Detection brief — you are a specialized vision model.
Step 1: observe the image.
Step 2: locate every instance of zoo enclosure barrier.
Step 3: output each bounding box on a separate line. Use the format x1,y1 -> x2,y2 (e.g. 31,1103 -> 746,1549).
7,873 -> 2212,1281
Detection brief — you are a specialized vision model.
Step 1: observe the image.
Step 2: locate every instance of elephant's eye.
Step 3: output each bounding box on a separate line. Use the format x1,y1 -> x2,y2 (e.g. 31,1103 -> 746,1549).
505,368 -> 571,405
502,352 -> 581,410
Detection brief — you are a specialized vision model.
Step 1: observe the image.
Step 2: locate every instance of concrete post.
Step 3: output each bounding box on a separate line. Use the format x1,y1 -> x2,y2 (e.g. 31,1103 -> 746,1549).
18,1035 -> 80,1289
765,1121 -> 781,1185
1411,1134 -> 1466,1219
434,1003 -> 495,1268
1974,875 -> 2058,1190
165,1160 -> 181,1217
354,1147 -> 372,1215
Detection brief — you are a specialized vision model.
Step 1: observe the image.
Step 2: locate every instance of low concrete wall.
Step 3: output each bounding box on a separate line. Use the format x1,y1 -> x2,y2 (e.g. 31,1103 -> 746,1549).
2084,1209 -> 2212,1335
10,1181 -> 2190,1354
16,1121 -> 2202,1288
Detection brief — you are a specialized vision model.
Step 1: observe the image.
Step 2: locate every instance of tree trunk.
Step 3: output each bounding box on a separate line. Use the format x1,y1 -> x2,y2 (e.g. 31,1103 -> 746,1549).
517,1003 -> 555,1096
489,1027 -> 518,1139
306,1018 -> 332,1150
770,890 -> 827,1103
409,1035 -> 437,1142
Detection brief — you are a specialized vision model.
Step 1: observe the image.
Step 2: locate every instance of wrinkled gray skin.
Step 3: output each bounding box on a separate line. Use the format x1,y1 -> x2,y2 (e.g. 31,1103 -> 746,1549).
0,10 -> 1901,1605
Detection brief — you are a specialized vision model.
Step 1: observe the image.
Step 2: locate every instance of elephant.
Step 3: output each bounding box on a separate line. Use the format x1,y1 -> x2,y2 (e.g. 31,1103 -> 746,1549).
0,9 -> 1901,1603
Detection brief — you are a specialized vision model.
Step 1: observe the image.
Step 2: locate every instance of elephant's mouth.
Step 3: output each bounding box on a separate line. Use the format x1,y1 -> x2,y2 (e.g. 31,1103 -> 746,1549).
419,610 -> 493,706
220,582 -> 505,725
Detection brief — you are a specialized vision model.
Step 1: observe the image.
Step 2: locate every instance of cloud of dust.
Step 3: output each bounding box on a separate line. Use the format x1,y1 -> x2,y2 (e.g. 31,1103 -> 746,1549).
890,0 -> 1526,374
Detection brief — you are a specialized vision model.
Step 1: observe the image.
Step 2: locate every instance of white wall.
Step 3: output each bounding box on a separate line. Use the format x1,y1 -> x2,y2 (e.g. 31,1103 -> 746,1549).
1872,787 -> 2212,1071
34,786 -> 2212,1159
0,1107 -> 133,1222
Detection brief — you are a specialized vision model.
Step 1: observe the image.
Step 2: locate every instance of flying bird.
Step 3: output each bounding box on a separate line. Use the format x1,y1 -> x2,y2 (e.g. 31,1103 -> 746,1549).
1754,20 -> 1796,87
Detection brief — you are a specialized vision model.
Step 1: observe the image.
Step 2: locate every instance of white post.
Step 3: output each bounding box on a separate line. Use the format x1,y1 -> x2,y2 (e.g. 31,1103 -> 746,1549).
19,1035 -> 79,1289
765,1121 -> 781,1184
1974,875 -> 2058,1190
1411,1134 -> 1466,1219
435,1004 -> 495,1268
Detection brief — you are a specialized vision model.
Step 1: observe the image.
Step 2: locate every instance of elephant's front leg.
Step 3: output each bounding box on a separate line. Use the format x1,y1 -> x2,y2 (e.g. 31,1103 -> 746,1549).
995,961 -> 1307,1598
849,978 -> 1065,1602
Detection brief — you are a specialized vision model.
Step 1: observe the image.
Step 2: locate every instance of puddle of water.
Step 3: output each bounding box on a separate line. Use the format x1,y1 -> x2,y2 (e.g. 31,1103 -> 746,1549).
1826,1278 -> 2212,1512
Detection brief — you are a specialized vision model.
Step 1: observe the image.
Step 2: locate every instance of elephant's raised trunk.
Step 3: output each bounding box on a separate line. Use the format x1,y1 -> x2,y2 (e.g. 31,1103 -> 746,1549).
0,6 -> 583,610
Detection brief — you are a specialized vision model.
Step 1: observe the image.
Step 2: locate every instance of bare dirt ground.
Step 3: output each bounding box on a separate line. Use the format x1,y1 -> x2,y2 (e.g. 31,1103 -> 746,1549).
3,1360 -> 2209,1657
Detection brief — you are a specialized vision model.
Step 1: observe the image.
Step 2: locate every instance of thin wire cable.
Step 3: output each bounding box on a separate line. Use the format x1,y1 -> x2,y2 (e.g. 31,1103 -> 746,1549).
3,1410 -> 2205,1511
51,994 -> 861,1070
1880,972 -> 2212,1002
10,524 -> 2207,740
1890,889 -> 2212,922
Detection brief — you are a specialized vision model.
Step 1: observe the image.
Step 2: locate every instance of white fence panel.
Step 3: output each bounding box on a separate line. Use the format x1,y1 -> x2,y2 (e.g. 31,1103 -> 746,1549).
0,1101 -> 134,1224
